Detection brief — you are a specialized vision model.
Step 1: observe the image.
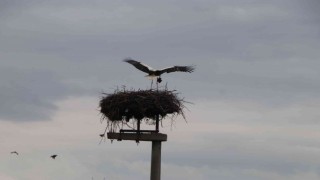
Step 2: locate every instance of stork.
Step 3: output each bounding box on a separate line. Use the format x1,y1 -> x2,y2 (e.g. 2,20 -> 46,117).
124,58 -> 195,88
11,151 -> 19,155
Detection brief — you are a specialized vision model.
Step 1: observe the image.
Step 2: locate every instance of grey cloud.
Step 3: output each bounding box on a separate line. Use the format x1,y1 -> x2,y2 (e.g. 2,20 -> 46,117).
1,0 -> 320,118
159,134 -> 320,179
0,68 -> 69,121
79,130 -> 320,180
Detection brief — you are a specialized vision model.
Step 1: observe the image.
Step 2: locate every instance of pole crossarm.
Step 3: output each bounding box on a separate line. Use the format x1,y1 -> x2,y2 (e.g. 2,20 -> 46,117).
107,132 -> 167,142
120,129 -> 159,133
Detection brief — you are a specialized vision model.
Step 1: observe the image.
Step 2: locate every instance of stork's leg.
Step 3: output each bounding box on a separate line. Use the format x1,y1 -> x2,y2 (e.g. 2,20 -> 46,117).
150,79 -> 153,89
156,77 -> 161,91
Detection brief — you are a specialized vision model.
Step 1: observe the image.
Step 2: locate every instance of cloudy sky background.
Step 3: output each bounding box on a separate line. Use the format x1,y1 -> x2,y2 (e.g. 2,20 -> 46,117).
1,0 -> 320,179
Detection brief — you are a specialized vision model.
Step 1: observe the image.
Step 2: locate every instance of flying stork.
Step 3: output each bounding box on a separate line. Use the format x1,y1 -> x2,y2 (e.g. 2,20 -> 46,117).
11,151 -> 19,155
124,58 -> 195,88
50,154 -> 57,159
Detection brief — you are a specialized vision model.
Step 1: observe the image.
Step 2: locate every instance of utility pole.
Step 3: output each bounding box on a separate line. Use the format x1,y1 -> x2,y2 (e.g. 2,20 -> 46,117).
151,140 -> 162,180
107,116 -> 166,180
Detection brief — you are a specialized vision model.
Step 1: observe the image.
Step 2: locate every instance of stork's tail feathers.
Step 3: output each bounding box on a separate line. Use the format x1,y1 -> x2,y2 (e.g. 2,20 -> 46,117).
186,65 -> 196,73
145,74 -> 158,80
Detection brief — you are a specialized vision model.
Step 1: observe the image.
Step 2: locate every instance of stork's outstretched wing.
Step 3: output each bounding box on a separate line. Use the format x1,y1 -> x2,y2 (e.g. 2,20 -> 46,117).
123,59 -> 153,74
160,65 -> 195,74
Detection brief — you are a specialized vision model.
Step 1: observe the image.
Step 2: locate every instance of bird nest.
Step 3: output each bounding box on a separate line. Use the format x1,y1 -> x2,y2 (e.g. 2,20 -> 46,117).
99,88 -> 186,132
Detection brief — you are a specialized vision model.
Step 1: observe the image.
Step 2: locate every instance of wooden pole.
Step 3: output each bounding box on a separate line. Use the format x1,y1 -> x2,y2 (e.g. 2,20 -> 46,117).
137,120 -> 141,143
107,132 -> 166,180
151,114 -> 161,180
155,114 -> 159,132
150,141 -> 161,180
137,119 -> 141,132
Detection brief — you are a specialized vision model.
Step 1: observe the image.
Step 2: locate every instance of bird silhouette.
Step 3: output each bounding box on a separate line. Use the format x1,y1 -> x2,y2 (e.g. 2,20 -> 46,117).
50,155 -> 57,159
124,58 -> 195,88
11,151 -> 19,155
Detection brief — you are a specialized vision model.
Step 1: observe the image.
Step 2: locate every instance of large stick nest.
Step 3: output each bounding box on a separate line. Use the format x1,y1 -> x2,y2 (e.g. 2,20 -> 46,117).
99,88 -> 186,124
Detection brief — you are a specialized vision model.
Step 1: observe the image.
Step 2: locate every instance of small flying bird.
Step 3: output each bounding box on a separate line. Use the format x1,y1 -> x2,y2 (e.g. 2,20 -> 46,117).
124,58 -> 195,88
50,155 -> 57,159
11,151 -> 19,155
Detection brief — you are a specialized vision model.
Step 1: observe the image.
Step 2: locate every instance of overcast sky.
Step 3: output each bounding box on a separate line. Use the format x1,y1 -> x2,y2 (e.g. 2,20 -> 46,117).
1,0 -> 320,179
